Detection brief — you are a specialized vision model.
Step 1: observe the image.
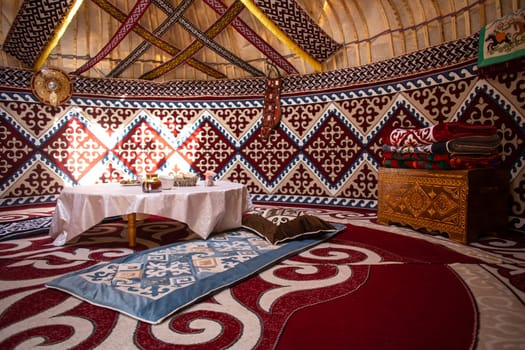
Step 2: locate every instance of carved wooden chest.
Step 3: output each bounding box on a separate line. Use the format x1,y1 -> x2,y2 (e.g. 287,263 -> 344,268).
377,167 -> 508,243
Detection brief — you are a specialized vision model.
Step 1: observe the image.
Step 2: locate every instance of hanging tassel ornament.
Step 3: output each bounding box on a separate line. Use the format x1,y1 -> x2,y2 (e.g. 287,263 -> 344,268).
261,61 -> 282,141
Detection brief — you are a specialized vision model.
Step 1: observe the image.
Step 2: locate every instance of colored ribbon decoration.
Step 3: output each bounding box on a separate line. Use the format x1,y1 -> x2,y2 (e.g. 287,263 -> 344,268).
92,0 -> 225,79
204,0 -> 298,75
74,0 -> 151,75
140,0 -> 245,80
153,0 -> 264,77
107,0 -> 193,78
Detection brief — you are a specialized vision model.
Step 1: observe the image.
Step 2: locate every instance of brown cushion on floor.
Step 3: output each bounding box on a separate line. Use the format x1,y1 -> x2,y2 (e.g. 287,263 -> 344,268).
242,208 -> 338,244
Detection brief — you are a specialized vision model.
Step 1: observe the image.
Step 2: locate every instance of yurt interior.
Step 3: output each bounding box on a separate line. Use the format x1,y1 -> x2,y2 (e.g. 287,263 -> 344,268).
1,1 -> 524,348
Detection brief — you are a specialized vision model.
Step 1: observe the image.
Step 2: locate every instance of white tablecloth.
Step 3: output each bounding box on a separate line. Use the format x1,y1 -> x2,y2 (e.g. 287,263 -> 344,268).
49,181 -> 253,245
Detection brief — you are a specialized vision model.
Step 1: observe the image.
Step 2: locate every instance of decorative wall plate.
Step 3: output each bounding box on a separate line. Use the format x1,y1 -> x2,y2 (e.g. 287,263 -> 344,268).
31,68 -> 72,106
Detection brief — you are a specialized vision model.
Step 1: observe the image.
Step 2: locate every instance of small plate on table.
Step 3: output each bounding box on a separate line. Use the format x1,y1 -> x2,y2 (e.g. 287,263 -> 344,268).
120,180 -> 141,186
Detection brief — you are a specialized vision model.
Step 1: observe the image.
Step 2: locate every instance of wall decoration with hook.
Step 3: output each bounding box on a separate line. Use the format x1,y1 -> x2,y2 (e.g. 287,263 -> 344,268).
31,67 -> 73,107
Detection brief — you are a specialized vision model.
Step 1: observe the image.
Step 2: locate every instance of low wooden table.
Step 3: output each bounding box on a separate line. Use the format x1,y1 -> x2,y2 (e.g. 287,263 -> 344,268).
377,167 -> 508,243
49,181 -> 252,247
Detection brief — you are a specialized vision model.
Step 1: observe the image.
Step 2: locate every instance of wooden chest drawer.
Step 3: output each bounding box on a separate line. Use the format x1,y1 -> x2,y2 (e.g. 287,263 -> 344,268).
377,167 -> 508,243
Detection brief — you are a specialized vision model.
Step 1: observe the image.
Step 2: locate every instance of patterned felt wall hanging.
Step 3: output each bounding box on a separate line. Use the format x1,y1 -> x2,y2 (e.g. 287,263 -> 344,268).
251,0 -> 342,62
3,0 -> 74,68
0,34 -> 524,231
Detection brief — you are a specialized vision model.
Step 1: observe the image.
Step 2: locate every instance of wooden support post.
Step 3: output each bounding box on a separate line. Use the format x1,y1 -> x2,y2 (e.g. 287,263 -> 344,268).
127,213 -> 137,247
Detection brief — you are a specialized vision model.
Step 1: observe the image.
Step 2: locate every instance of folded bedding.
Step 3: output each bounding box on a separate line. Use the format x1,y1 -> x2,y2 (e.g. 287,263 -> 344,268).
381,122 -> 502,170
381,151 -> 501,170
385,122 -> 498,147
382,134 -> 501,155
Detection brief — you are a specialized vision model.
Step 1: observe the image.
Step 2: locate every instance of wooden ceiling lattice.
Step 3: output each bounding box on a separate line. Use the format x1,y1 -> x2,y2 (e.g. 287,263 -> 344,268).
2,0 -> 343,80
1,0 -> 523,81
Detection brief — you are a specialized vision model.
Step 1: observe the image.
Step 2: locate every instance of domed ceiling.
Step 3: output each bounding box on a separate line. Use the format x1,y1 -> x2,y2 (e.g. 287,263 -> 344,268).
0,0 -> 523,82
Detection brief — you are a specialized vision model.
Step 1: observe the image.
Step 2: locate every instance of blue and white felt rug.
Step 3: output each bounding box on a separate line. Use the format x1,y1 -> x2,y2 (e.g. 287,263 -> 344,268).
46,226 -> 343,324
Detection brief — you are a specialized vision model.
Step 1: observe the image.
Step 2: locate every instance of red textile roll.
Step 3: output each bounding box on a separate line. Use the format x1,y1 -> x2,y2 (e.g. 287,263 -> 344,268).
386,122 -> 497,147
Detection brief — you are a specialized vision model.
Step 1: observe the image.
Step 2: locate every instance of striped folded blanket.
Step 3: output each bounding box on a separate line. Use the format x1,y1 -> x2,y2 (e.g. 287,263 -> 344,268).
385,122 -> 497,147
381,151 -> 501,170
382,134 -> 501,155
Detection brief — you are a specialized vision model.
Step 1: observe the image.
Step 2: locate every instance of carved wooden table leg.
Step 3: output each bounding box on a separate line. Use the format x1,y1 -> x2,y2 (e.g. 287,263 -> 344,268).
127,213 -> 137,247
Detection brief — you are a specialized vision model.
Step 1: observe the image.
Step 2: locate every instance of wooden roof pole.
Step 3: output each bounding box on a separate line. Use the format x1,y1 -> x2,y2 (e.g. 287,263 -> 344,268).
34,0 -> 85,71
